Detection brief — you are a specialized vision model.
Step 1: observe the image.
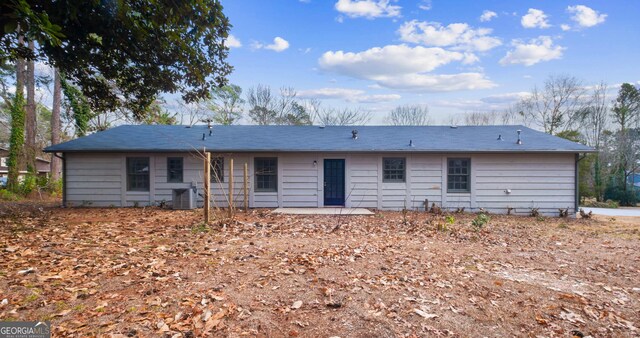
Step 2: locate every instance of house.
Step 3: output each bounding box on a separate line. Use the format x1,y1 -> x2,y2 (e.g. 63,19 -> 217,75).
44,125 -> 595,215
0,147 -> 51,178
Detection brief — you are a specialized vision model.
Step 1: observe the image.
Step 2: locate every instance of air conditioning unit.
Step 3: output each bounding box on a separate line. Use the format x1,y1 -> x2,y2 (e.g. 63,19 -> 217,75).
172,187 -> 196,210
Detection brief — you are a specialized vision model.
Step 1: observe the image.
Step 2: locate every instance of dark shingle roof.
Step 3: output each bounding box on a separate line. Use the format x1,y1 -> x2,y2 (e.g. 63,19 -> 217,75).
44,125 -> 595,153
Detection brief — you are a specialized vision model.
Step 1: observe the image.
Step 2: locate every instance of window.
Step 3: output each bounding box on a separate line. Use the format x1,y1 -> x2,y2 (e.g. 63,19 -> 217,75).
127,157 -> 150,191
210,157 -> 224,182
255,157 -> 277,192
447,158 -> 470,192
0,157 -> 7,167
383,157 -> 406,183
167,157 -> 183,183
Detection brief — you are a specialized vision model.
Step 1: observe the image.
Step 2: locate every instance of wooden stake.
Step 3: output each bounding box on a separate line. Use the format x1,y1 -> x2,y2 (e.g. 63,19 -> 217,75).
244,162 -> 249,212
228,158 -> 234,216
204,151 -> 211,224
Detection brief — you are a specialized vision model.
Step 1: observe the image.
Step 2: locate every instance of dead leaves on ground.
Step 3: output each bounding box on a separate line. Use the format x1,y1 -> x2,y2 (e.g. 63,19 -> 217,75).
0,205 -> 639,337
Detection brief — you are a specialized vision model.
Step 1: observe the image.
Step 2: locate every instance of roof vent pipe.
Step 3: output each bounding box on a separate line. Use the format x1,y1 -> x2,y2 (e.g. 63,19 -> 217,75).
202,133 -> 206,141
352,129 -> 358,140
209,129 -> 213,136
409,139 -> 414,147
497,134 -> 503,141
516,130 -> 522,145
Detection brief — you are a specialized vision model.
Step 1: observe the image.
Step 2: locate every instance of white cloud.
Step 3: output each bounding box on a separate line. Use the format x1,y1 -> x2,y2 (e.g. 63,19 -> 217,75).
521,8 -> 551,29
567,5 -> 607,28
319,44 -> 495,91
319,44 -> 464,78
560,24 -> 571,31
418,0 -> 432,11
481,92 -> 531,104
374,73 -> 496,91
500,36 -> 564,66
334,0 -> 401,19
433,91 -> 531,111
479,10 -> 497,22
352,93 -> 401,103
297,87 -> 400,103
252,37 -> 290,52
225,35 -> 242,48
298,87 -> 365,99
397,21 -> 501,52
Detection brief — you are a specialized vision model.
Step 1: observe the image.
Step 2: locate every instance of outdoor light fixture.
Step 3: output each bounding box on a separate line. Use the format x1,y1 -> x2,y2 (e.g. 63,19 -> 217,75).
313,160 -> 317,167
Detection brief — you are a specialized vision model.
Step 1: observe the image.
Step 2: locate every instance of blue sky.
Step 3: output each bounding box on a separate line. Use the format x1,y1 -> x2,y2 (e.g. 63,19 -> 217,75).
221,0 -> 640,123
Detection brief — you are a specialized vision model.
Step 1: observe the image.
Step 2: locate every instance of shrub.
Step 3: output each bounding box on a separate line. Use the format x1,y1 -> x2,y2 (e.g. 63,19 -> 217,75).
604,186 -> 637,206
0,189 -> 20,201
19,174 -> 38,195
471,213 -> 490,231
445,215 -> 455,225
582,198 -> 619,209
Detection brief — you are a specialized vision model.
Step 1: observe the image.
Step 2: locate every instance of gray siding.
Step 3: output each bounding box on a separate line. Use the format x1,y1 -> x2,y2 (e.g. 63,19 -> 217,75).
64,152 -> 576,215
66,153 -> 122,207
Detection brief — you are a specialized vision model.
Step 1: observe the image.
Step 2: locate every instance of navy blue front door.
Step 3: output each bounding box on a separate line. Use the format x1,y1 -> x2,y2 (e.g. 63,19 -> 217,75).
324,159 -> 345,206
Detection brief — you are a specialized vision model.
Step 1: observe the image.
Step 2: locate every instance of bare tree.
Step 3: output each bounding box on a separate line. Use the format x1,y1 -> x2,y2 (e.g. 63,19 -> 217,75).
519,74 -> 587,134
387,104 -> 431,126
177,99 -> 209,126
25,41 -> 37,172
246,84 -> 276,125
580,82 -> 609,149
611,83 -> 640,195
500,104 -> 527,125
50,69 -> 62,181
578,82 -> 610,200
246,85 -> 313,125
311,99 -> 372,126
461,111 -> 499,125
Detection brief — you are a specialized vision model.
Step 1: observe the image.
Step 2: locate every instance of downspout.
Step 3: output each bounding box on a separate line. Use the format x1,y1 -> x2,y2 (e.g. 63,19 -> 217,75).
575,153 -> 587,213
53,152 -> 66,207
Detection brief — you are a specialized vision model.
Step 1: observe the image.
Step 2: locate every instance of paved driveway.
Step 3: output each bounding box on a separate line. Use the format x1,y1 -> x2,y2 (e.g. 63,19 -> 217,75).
581,207 -> 640,217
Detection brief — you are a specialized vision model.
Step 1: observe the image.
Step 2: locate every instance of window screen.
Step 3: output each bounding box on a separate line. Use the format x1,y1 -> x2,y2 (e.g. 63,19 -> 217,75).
127,157 -> 150,191
255,157 -> 277,192
447,158 -> 470,192
167,157 -> 183,183
383,158 -> 406,183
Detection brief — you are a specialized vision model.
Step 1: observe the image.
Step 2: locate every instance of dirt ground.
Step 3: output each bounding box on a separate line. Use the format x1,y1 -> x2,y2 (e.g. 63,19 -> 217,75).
1,204 -> 639,337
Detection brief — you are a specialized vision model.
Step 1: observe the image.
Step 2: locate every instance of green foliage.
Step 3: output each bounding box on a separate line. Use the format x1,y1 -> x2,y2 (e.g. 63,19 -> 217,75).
208,84 -> 244,125
7,91 -> 25,192
141,99 -> 177,125
0,189 -> 20,201
2,0 -> 232,117
18,173 -> 37,195
278,101 -> 312,125
471,213 -> 490,231
60,77 -> 92,136
555,129 -> 583,143
612,83 -> 640,130
604,185 -> 637,207
445,215 -> 455,225
0,0 -> 65,57
191,223 -> 210,234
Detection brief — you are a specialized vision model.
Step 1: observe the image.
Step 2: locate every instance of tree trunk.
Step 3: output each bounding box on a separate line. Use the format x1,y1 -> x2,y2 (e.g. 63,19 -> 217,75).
25,40 -> 37,173
7,32 -> 26,192
50,69 -> 62,181
594,156 -> 602,201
